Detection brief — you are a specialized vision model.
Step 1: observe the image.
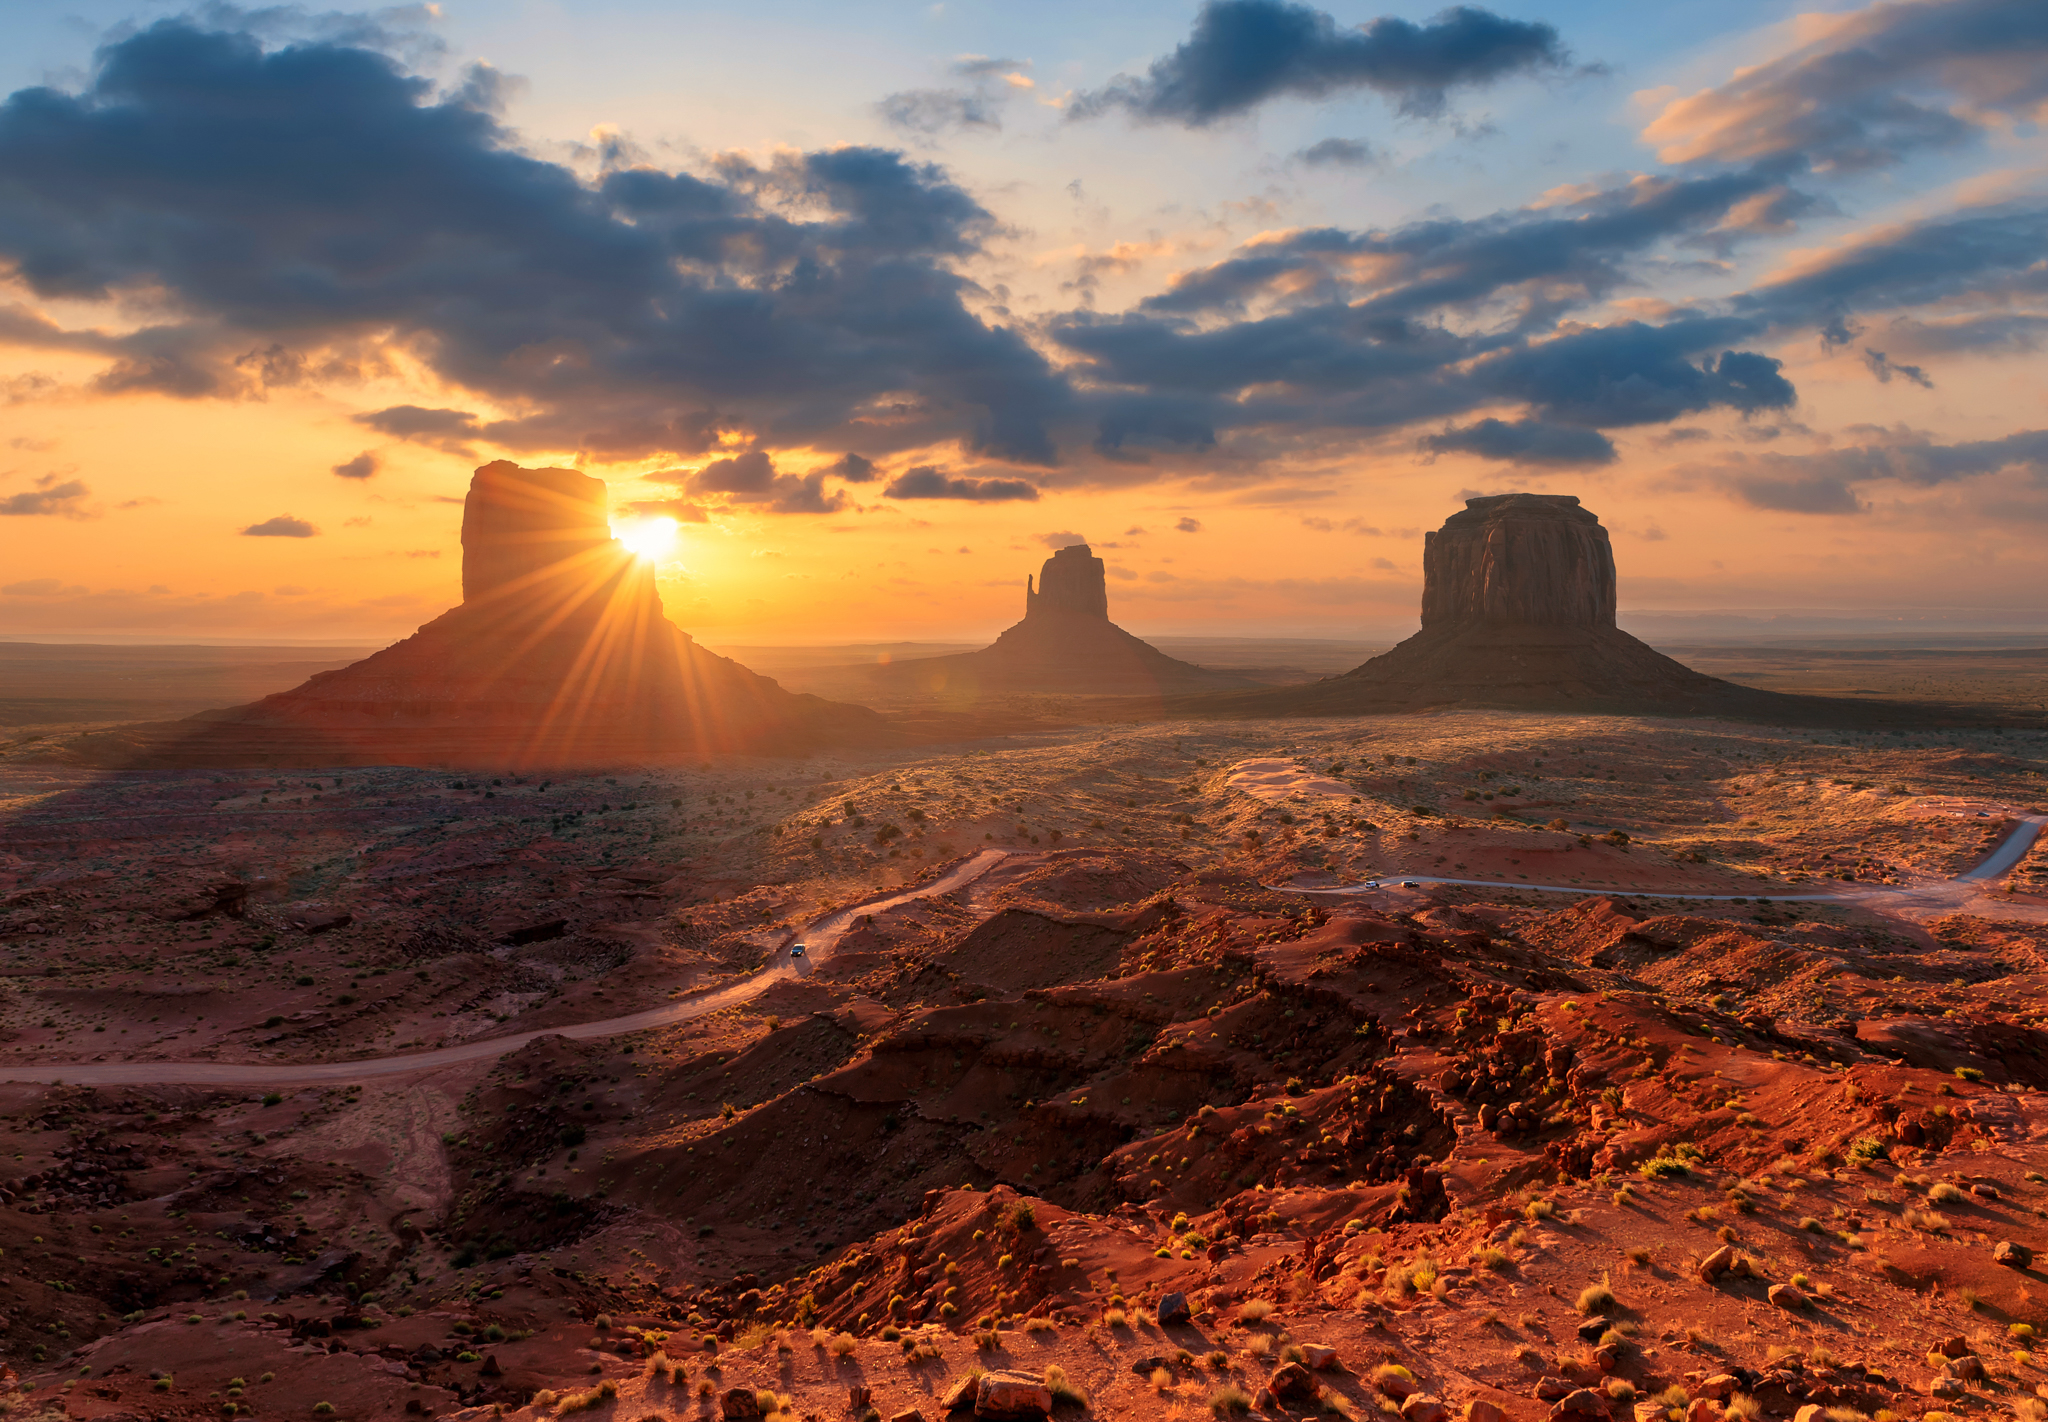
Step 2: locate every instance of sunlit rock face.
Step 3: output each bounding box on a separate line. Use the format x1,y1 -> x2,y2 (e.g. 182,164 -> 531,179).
859,543 -> 1252,700
76,463 -> 884,769
1421,494 -> 1617,629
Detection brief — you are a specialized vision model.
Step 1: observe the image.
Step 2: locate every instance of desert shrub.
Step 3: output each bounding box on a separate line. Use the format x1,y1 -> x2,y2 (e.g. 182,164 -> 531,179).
1927,1182 -> 1964,1204
1245,1335 -> 1273,1359
1607,1379 -> 1637,1402
1045,1365 -> 1088,1408
1576,1278 -> 1618,1315
828,1333 -> 857,1357
1239,1299 -> 1274,1323
1211,1385 -> 1253,1416
1206,1350 -> 1231,1369
1101,1310 -> 1127,1330
1725,1397 -> 1762,1422
1903,1209 -> 1949,1232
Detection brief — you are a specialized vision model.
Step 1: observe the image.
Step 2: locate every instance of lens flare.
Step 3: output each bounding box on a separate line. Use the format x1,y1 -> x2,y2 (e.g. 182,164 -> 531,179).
613,517 -> 679,561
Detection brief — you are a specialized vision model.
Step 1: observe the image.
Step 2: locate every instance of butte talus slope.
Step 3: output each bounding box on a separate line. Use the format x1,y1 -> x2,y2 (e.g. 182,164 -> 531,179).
1170,493 -> 2022,726
60,461 -> 884,769
854,543 -> 1255,699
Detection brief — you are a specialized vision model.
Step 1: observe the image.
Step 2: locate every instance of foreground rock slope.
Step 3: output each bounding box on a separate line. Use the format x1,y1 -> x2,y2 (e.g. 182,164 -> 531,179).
2,713 -> 2045,1419
56,462 -> 883,769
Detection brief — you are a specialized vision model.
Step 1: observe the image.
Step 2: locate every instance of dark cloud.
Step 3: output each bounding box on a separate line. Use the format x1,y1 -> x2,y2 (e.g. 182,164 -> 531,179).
1735,201 -> 2048,342
0,19 -> 1066,470
1175,516 -> 1203,532
331,450 -> 379,479
687,450 -> 847,515
1473,322 -> 1796,428
242,514 -> 317,537
1295,136 -> 1379,167
883,466 -> 1039,501
0,476 -> 90,517
1862,348 -> 1932,388
831,452 -> 876,483
878,56 -> 1030,137
1643,0 -> 2048,172
1421,417 -> 1616,465
1070,1 -> 1575,126
1717,427 -> 2048,514
1036,530 -> 1087,547
353,406 -> 482,454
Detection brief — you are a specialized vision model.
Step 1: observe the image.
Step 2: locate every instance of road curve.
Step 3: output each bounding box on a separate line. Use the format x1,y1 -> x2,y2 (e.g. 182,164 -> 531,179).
0,849 -> 1013,1089
1267,814 -> 2047,907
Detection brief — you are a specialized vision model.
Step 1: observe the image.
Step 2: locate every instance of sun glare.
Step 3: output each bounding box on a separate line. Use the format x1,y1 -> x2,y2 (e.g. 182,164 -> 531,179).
614,516 -> 679,561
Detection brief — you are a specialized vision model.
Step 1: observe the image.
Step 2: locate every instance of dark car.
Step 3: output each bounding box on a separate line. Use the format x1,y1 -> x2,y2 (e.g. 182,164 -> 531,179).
790,943 -> 807,958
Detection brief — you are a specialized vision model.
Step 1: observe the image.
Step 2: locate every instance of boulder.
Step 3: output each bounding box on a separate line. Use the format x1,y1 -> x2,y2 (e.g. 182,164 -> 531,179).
1404,1395 -> 1451,1422
1535,1378 -> 1574,1402
719,1388 -> 761,1420
1699,1246 -> 1736,1282
1947,1357 -> 1985,1382
939,1375 -> 977,1411
1465,1401 -> 1509,1422
892,1411 -> 929,1422
1928,1378 -> 1966,1400
1270,1363 -> 1320,1405
1686,1400 -> 1722,1422
1767,1283 -> 1810,1312
1993,1240 -> 2032,1269
1594,1346 -> 1620,1374
1378,1370 -> 1422,1400
1551,1388 -> 1608,1420
852,1386 -> 875,1409
975,1371 -> 1053,1418
1301,1344 -> 1340,1371
1936,1337 -> 1974,1358
1156,1291 -> 1191,1326
1794,1407 -> 1824,1422
1635,1403 -> 1668,1422
1577,1319 -> 1611,1343
1697,1377 -> 1739,1401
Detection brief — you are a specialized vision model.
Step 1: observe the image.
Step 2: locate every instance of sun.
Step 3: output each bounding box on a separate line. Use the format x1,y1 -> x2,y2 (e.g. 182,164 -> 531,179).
613,516 -> 679,561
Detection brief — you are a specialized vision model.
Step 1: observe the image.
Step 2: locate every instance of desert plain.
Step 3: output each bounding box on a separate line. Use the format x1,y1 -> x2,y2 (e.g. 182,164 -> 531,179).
2,692 -> 2046,1422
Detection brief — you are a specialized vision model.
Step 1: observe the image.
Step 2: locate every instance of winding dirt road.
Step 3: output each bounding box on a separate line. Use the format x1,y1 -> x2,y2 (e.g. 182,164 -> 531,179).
0,848 -> 1013,1088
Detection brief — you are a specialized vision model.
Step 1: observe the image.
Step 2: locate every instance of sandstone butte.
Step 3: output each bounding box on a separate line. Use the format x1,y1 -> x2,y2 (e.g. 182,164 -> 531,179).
60,461 -> 885,769
1163,491 -> 1997,726
852,543 -> 1256,700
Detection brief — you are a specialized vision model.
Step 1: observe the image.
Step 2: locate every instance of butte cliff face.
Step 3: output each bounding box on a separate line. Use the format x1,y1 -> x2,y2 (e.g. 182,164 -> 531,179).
859,544 -> 1253,700
1164,492 -> 1853,721
73,462 -> 883,769
1421,493 -> 1617,628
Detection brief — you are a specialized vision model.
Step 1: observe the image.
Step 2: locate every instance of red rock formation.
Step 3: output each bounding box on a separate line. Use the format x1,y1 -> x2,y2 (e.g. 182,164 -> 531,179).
1421,493 -> 1615,628
1165,493 -> 1898,722
67,463 -> 883,768
858,544 -> 1252,698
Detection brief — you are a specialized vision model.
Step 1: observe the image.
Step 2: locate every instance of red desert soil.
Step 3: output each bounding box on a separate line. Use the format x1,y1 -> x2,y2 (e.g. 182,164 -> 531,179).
0,712 -> 2045,1420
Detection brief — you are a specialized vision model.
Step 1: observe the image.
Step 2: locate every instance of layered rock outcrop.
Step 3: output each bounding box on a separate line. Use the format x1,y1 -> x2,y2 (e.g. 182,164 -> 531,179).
1421,494 -> 1615,628
69,463 -> 883,768
1164,493 -> 1865,721
856,544 -> 1253,699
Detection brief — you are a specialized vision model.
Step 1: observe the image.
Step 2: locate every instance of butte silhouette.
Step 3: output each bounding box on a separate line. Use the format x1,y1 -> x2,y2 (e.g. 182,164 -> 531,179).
67,462 -> 881,769
854,543 -> 1255,699
1169,492 -> 1964,723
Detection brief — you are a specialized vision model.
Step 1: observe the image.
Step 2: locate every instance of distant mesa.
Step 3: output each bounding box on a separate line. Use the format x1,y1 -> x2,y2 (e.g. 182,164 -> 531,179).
63,461 -> 883,769
1170,492 -> 1957,723
855,543 -> 1255,699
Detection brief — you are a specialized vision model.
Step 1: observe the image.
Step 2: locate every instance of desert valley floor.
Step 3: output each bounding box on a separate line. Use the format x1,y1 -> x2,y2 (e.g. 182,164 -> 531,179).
1,711 -> 2046,1422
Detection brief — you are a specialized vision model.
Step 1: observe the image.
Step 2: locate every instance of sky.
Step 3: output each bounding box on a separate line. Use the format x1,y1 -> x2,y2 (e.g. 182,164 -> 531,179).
0,0 -> 2044,644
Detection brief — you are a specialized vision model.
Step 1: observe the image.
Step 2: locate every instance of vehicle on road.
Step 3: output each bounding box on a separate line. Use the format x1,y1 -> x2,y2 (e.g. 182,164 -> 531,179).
790,943 -> 806,958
